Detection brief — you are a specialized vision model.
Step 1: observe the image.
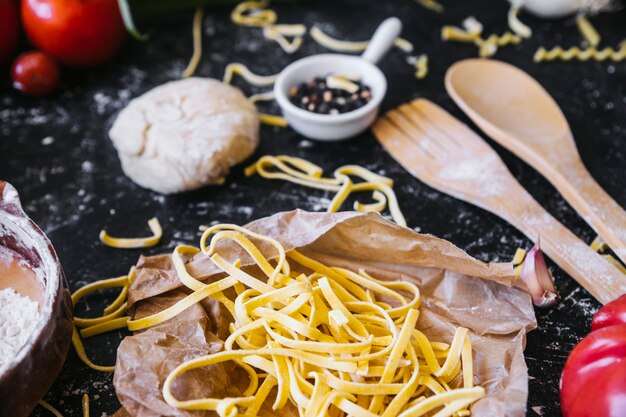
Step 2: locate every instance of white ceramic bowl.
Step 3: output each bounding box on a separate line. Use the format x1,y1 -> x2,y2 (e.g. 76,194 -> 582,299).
274,18 -> 402,141
275,54 -> 386,141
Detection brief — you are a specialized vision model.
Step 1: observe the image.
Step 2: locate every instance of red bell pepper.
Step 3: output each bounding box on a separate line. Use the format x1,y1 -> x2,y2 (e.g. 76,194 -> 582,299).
560,294 -> 626,417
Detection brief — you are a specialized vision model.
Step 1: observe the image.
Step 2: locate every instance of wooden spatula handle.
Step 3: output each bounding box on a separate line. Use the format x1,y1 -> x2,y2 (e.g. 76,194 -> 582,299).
551,158 -> 626,265
496,187 -> 626,305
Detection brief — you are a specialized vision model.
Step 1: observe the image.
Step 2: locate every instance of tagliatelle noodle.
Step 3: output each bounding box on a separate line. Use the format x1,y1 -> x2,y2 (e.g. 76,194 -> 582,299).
222,64 -> 286,127
223,63 -> 278,86
259,114 -> 289,127
231,0 -> 277,27
590,236 -> 608,252
576,15 -> 601,47
415,0 -> 443,12
70,269 -> 134,370
263,24 -> 306,54
394,38 -> 414,53
38,395 -> 91,417
82,394 -> 89,417
507,6 -> 532,39
309,23 -> 424,79
245,155 -> 407,226
310,26 -> 413,54
38,400 -> 64,417
99,217 -> 162,249
68,223 -> 485,415
326,76 -> 360,93
587,236 -> 626,273
156,225 -> 484,416
354,190 -> 387,212
181,7 -> 204,78
248,90 -> 275,103
72,326 -> 115,372
604,255 -> 626,274
511,248 -> 527,277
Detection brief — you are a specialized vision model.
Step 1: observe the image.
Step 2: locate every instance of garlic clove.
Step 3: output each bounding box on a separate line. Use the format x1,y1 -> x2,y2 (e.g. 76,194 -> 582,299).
519,239 -> 559,307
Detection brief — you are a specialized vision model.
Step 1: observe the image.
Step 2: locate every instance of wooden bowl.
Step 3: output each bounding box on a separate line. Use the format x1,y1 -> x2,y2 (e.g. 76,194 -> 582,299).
0,181 -> 73,417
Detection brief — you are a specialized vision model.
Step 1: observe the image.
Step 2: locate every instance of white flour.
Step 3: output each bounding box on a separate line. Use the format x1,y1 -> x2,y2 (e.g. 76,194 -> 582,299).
0,288 -> 40,374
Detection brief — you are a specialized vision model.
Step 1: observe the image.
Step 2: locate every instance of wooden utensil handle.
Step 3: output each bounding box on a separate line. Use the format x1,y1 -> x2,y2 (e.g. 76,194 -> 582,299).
495,186 -> 626,305
552,159 -> 626,265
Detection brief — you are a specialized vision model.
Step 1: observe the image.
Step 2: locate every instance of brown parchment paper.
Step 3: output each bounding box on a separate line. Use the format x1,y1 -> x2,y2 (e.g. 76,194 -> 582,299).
113,210 -> 537,417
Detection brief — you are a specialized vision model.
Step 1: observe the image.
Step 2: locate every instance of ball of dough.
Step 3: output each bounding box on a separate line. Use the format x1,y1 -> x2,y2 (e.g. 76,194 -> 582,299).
109,77 -> 259,194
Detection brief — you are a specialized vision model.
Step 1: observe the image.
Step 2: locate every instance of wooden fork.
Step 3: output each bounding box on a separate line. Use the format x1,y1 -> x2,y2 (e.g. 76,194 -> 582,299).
372,98 -> 626,305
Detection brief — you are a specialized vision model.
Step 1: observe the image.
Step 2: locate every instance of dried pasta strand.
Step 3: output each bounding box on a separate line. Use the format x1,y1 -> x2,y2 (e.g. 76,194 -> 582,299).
576,15 -> 601,47
590,236 -> 608,253
507,6 -> 532,39
413,54 -> 429,79
71,274 -> 129,306
245,155 -> 406,226
534,42 -> 626,62
263,24 -> 306,54
82,394 -> 89,417
99,217 -> 162,249
154,225 -> 482,416
310,26 -> 368,52
354,190 -> 387,212
512,248 -> 527,265
74,301 -> 128,328
72,326 -> 115,372
310,26 -> 412,54
604,255 -> 626,274
442,17 -> 521,58
80,316 -> 130,338
231,0 -> 277,27
248,90 -> 276,104
441,26 -> 479,42
394,38 -> 414,53
38,395 -> 91,417
326,76 -> 360,93
260,114 -> 289,127
38,400 -> 64,417
223,63 -> 278,86
67,221 -> 484,415
415,0 -> 443,13
476,33 -> 521,58
182,7 -> 204,78
103,282 -> 129,315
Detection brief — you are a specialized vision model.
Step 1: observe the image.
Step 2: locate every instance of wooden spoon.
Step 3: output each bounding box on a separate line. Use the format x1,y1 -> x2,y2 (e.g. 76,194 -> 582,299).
372,99 -> 626,305
446,59 -> 626,265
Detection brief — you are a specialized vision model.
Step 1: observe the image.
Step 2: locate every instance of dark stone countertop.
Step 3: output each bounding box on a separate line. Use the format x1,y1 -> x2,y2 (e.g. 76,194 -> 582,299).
1,1 -> 625,416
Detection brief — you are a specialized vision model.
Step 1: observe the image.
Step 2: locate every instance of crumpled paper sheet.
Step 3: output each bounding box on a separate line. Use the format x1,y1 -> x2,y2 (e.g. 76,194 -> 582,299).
113,210 -> 537,417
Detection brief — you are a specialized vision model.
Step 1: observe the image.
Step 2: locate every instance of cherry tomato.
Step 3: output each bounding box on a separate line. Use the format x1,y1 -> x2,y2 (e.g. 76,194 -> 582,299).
0,0 -> 20,65
561,295 -> 626,417
560,324 -> 626,417
592,293 -> 626,331
11,51 -> 60,96
21,0 -> 126,67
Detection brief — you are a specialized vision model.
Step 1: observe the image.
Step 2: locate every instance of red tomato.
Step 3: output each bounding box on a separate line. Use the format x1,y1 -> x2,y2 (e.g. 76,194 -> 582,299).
592,294 -> 626,331
21,0 -> 126,67
0,0 -> 20,65
11,51 -> 60,96
560,324 -> 626,417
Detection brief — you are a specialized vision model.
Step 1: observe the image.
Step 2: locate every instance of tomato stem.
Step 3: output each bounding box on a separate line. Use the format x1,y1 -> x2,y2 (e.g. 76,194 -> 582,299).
118,0 -> 149,41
